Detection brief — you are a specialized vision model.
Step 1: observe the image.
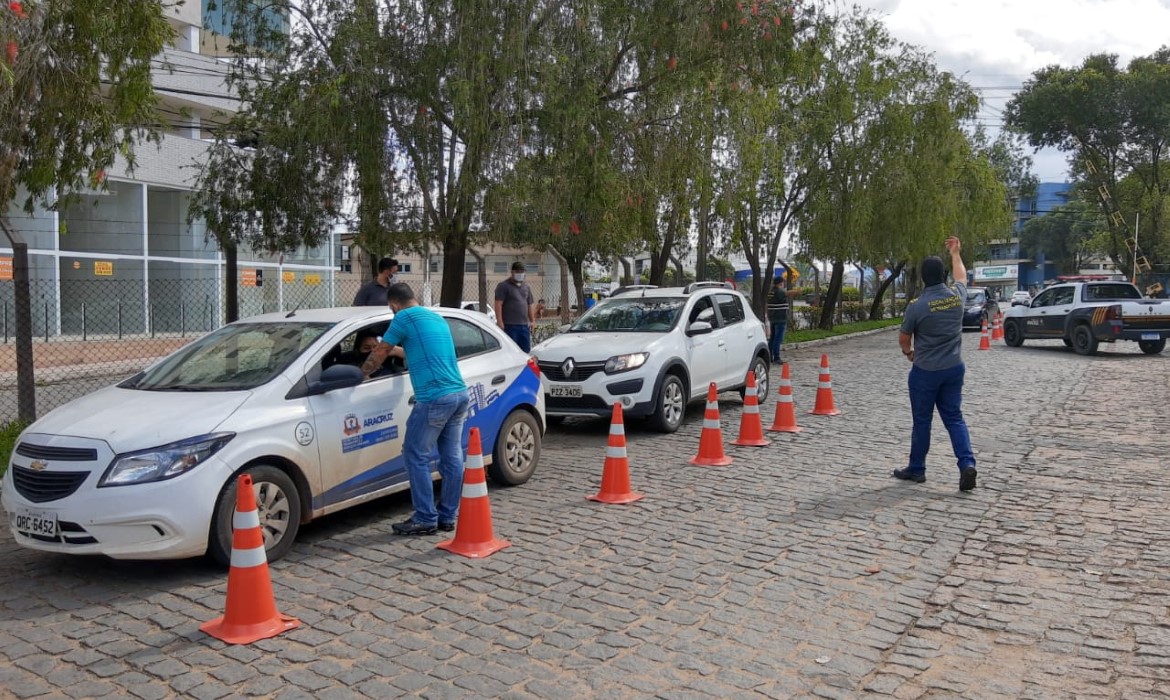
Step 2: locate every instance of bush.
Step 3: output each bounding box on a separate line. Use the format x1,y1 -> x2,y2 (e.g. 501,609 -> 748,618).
0,420 -> 27,478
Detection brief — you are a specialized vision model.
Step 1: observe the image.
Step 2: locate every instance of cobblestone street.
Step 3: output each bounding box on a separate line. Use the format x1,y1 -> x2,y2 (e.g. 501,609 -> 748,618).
1,330 -> 1168,699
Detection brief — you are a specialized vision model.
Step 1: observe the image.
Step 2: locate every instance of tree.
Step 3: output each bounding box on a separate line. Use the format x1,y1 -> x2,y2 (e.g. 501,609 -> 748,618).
1,0 -> 174,420
1019,199 -> 1109,275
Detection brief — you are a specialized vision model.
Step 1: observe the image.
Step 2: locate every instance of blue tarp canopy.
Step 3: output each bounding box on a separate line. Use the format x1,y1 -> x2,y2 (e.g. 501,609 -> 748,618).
733,266 -> 788,282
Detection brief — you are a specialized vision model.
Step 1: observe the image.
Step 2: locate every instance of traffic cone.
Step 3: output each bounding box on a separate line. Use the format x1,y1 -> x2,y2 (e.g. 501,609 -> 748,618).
587,403 -> 644,504
437,427 -> 511,558
996,312 -> 1005,341
990,312 -> 1001,342
809,354 -> 842,416
201,474 -> 300,645
689,383 -> 733,466
768,363 -> 802,433
979,318 -> 991,350
732,370 -> 770,446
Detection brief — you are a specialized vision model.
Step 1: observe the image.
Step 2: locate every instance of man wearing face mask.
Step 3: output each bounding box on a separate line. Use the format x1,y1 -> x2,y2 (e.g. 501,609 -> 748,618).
494,261 -> 536,352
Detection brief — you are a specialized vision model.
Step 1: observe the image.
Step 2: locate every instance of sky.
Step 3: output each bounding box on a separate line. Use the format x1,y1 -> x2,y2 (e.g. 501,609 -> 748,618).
850,0 -> 1170,183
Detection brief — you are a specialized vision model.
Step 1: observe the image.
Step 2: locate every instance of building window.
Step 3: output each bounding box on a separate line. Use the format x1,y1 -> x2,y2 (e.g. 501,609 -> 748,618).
465,261 -> 479,273
398,263 -> 412,273
493,261 -> 509,274
525,263 -> 539,274
429,259 -> 441,273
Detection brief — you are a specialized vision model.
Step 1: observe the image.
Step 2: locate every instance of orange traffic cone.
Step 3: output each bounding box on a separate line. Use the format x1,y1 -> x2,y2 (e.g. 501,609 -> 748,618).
978,318 -> 991,350
809,354 -> 842,416
587,403 -> 644,504
733,370 -> 770,447
689,383 -> 733,466
995,312 -> 1005,341
768,363 -> 802,433
437,428 -> 511,558
201,474 -> 300,645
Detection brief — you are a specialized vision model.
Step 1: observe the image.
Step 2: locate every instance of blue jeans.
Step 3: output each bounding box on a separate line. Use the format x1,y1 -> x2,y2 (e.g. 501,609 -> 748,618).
403,391 -> 470,525
907,363 -> 975,473
504,324 -> 531,352
768,319 -> 787,362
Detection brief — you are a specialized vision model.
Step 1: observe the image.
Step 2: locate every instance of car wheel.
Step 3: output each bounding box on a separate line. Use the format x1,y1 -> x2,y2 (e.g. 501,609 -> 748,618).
1003,320 -> 1025,347
1138,338 -> 1166,355
488,409 -> 541,486
739,355 -> 769,402
1072,324 -> 1099,356
209,465 -> 301,567
649,373 -> 686,433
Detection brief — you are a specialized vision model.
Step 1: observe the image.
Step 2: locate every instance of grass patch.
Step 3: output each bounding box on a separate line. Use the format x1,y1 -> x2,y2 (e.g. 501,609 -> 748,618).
0,420 -> 27,478
785,317 -> 902,345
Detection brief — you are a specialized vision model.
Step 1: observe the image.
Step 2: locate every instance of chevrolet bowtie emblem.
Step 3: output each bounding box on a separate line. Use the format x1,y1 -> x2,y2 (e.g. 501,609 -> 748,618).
561,358 -> 575,377
29,460 -> 47,472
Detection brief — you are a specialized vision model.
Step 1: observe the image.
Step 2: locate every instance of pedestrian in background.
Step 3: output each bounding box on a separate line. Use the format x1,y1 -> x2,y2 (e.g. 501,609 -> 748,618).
353,257 -> 400,306
895,236 -> 978,492
494,261 -> 536,352
766,276 -> 790,364
361,283 -> 470,535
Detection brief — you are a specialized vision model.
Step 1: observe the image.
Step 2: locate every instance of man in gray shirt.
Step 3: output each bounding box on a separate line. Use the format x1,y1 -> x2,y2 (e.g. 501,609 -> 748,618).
895,236 -> 977,491
353,257 -> 399,306
493,261 -> 536,351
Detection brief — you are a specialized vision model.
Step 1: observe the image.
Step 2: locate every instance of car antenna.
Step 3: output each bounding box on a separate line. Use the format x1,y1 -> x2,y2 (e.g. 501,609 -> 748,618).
285,288 -> 310,318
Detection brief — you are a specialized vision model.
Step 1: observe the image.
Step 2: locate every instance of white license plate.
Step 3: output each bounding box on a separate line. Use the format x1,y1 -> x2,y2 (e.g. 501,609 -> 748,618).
1141,332 -> 1160,340
550,384 -> 582,398
12,508 -> 57,538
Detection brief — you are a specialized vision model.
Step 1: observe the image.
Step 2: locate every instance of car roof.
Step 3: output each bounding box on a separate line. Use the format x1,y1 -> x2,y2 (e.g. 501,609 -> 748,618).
234,305 -> 486,325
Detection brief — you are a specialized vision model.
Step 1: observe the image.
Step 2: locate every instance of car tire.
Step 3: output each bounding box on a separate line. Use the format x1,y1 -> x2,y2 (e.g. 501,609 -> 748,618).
1072,324 -> 1099,356
1138,338 -> 1166,355
649,373 -> 686,433
1003,320 -> 1025,347
209,465 -> 301,567
488,409 -> 541,486
739,355 -> 770,402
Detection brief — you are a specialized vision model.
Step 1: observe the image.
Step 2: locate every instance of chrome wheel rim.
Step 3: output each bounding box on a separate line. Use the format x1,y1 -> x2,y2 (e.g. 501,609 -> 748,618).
663,380 -> 684,427
253,481 -> 292,549
505,420 -> 536,474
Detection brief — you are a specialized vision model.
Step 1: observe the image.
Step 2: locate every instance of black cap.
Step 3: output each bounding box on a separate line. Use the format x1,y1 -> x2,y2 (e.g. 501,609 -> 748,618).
921,256 -> 945,286
511,261 -> 526,272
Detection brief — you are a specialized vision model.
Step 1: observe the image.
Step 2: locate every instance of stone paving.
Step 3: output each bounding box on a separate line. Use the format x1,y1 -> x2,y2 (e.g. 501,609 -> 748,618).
1,330 -> 1168,699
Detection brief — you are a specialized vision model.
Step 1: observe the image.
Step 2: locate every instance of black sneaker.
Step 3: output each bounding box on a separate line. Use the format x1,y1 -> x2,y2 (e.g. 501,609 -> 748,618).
892,468 -> 926,483
392,519 -> 438,536
959,467 -> 978,492
438,521 -> 456,532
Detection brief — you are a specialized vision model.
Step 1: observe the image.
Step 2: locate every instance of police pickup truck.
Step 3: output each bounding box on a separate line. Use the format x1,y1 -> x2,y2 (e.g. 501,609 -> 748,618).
1002,281 -> 1170,355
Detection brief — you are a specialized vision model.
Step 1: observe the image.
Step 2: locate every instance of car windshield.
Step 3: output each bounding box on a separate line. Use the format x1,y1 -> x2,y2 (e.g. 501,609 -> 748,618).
570,297 -> 685,332
122,322 -> 333,391
968,291 -> 986,304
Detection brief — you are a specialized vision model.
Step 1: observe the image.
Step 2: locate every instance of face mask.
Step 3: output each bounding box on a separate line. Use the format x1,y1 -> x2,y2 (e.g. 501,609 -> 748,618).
513,273 -> 526,282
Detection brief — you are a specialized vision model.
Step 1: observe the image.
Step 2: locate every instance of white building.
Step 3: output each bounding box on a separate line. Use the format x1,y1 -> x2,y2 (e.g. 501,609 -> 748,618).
1,2 -> 336,338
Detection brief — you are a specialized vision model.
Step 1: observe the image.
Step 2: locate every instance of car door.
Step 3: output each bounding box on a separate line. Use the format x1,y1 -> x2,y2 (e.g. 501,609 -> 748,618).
444,315 -> 511,452
1020,288 -> 1055,338
1043,285 -> 1076,337
683,295 -> 725,398
713,293 -> 754,387
307,323 -> 411,512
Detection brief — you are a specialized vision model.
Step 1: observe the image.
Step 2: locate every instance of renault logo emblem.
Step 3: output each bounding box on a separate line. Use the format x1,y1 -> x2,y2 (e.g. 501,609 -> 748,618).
29,460 -> 47,472
561,358 -> 575,377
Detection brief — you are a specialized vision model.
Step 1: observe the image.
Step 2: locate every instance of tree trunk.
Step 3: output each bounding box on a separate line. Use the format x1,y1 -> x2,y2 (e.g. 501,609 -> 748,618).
817,260 -> 846,330
619,257 -> 633,286
648,207 -> 677,287
0,216 -> 36,422
439,225 -> 467,307
546,244 -> 571,323
868,261 -> 905,320
468,246 -> 488,313
224,240 -> 239,323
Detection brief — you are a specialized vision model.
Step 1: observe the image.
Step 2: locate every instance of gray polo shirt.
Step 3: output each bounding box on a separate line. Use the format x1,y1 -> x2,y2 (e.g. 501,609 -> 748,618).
353,279 -> 389,306
494,280 -> 534,325
901,282 -> 967,371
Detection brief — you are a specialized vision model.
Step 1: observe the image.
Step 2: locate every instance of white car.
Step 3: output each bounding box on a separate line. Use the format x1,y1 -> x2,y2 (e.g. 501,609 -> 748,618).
1010,291 -> 1032,306
455,301 -> 497,324
532,282 -> 770,433
2,307 -> 544,563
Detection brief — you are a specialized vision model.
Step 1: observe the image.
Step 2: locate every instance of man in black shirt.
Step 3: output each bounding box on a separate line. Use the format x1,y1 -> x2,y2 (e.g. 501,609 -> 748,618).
353,257 -> 399,306
766,277 -> 790,364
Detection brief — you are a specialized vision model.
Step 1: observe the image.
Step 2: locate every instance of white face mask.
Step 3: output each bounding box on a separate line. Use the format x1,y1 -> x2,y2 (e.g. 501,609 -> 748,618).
513,273 -> 526,282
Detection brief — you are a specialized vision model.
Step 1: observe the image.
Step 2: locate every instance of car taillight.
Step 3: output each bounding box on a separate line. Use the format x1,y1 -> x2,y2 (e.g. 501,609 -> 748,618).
1104,304 -> 1122,322
527,357 -> 541,378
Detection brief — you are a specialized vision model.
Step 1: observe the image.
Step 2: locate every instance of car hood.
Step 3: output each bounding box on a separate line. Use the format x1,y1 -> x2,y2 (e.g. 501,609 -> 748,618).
29,385 -> 250,453
534,331 -> 669,361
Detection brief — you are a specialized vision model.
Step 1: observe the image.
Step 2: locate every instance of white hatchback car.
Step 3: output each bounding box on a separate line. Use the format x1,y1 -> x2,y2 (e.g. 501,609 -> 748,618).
2,307 -> 544,563
532,283 -> 770,433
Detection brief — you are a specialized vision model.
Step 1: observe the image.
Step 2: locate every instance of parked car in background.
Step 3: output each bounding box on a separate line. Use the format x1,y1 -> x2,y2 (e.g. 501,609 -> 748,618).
1010,290 -> 1032,306
1002,281 -> 1170,355
532,282 -> 770,433
456,301 -> 497,324
962,287 -> 1000,331
3,307 -> 544,563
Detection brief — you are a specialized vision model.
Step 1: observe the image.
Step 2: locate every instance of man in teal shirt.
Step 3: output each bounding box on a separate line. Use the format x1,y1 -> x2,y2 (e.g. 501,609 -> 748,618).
362,284 -> 469,535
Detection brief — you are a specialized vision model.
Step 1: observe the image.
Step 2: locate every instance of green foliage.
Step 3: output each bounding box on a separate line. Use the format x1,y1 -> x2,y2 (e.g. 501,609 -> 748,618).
1,0 -> 174,213
0,420 -> 27,477
1019,199 -> 1109,274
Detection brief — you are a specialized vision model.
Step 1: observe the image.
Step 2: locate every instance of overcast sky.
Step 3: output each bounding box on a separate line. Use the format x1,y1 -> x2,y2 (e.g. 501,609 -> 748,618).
850,0 -> 1170,182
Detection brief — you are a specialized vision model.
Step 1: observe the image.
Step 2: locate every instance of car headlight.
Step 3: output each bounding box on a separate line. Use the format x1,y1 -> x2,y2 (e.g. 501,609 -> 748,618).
605,352 -> 649,374
99,433 -> 235,487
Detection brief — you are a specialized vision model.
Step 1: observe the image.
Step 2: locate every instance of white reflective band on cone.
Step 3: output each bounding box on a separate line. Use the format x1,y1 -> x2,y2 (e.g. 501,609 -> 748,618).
706,401 -> 718,410
462,481 -> 489,498
465,455 -> 484,470
609,424 -> 625,436
230,545 -> 268,569
744,405 -> 758,414
818,382 -> 832,388
778,395 -> 793,403
703,419 -> 721,429
234,509 -> 261,530
605,446 -> 626,458
746,388 -> 756,397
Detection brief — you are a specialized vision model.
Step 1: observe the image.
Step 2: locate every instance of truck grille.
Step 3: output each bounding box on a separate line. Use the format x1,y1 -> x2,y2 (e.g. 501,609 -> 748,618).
11,466 -> 90,503
16,443 -> 99,461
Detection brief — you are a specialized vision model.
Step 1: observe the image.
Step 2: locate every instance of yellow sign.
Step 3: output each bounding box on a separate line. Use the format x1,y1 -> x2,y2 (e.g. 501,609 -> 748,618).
282,271 -> 295,283
242,269 -> 258,287
0,257 -> 11,281
304,273 -> 321,286
94,261 -> 114,276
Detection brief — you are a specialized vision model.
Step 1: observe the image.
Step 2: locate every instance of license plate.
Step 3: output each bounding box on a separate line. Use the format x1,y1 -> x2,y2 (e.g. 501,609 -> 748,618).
1141,332 -> 1160,340
12,508 -> 57,538
550,384 -> 582,398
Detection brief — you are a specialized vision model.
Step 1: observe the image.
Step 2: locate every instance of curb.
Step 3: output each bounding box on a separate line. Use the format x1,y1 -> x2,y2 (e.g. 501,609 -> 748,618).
783,324 -> 901,352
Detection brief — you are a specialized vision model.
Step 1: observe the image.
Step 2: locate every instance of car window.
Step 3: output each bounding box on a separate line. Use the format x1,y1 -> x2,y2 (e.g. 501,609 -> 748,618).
1031,289 -> 1054,308
447,317 -> 500,358
1052,287 -> 1075,306
124,322 -> 332,391
714,294 -> 745,325
968,290 -> 986,304
688,297 -> 718,327
1083,284 -> 1141,301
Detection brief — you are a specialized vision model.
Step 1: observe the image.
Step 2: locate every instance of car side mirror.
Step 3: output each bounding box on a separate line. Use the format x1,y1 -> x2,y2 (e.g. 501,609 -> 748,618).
687,320 -> 714,335
308,363 -> 365,395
